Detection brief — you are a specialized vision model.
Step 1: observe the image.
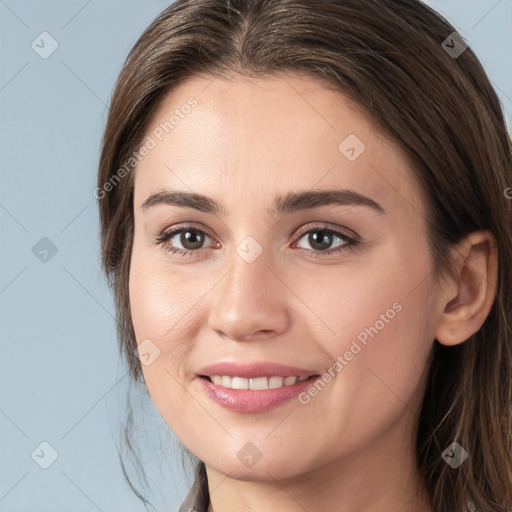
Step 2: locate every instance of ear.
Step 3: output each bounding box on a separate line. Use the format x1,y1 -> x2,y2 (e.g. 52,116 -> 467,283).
435,231 -> 498,346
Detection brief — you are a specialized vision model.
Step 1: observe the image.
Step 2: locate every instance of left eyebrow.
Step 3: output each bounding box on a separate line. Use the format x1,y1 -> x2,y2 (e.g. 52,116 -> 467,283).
140,188 -> 386,216
273,189 -> 386,215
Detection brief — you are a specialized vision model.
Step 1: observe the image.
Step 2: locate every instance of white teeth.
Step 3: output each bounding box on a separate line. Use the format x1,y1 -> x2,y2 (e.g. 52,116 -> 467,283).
211,375 -> 223,385
231,377 -> 249,390
248,377 -> 268,390
208,375 -> 308,390
269,376 -> 284,388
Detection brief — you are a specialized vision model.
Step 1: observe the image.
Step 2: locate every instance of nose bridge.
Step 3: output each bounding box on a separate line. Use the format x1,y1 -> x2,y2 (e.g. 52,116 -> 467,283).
208,241 -> 290,340
225,245 -> 272,308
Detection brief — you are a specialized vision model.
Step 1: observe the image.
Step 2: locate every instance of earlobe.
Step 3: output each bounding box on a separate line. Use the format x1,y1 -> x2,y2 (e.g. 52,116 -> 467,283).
435,231 -> 498,347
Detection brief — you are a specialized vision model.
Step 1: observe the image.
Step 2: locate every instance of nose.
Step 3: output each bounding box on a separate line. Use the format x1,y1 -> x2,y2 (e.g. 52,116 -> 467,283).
207,247 -> 291,341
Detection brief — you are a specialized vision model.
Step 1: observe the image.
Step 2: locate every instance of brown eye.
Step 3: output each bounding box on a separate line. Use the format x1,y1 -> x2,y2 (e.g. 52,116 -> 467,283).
175,229 -> 206,250
155,226 -> 216,256
293,226 -> 358,256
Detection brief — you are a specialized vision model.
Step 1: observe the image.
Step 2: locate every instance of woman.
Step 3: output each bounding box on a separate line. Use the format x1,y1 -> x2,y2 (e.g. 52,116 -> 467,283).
96,0 -> 512,511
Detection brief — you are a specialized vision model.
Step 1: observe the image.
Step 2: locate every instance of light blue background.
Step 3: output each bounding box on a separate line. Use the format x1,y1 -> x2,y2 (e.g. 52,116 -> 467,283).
0,1 -> 511,511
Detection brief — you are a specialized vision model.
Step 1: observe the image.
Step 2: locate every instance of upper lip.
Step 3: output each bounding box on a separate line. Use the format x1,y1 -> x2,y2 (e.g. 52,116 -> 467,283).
197,361 -> 319,379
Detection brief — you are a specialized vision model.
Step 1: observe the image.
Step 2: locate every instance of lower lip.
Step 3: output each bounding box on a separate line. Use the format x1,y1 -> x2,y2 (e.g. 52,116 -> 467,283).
196,375 -> 320,413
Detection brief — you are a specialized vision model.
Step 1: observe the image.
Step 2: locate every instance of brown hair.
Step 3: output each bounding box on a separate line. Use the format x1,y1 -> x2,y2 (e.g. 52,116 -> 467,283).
97,1 -> 512,511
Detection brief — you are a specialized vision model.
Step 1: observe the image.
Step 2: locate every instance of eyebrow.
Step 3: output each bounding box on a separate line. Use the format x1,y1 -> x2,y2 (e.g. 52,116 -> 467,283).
141,188 -> 386,216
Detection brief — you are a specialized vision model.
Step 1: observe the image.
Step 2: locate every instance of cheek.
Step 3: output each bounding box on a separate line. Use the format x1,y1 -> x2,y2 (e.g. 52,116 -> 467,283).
129,226 -> 207,337
309,275 -> 435,451
129,255 -> 200,366
336,296 -> 433,400
128,260 -> 199,437
128,242 -> 221,425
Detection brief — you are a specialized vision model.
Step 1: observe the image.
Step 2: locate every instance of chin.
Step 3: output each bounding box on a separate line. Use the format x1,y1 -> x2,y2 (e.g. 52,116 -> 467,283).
202,447 -> 316,482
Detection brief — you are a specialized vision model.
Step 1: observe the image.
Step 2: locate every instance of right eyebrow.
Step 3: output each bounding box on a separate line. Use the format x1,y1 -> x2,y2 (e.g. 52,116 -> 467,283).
141,190 -> 223,214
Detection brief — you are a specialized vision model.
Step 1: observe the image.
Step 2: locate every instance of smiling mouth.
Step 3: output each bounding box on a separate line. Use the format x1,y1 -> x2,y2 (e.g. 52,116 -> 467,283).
199,374 -> 319,390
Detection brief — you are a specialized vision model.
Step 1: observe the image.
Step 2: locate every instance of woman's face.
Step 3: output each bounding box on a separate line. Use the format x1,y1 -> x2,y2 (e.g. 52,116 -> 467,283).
129,73 -> 441,481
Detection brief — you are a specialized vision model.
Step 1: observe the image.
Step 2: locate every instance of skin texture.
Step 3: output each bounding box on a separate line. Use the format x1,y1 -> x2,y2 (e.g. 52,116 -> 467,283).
129,73 -> 498,512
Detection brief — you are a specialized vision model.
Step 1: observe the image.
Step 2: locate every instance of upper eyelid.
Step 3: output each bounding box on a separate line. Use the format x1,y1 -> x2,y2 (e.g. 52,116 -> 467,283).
293,222 -> 358,240
161,223 -> 216,242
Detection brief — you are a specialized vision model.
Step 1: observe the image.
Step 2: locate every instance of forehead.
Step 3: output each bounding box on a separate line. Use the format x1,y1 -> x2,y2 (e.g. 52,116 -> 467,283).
133,73 -> 425,217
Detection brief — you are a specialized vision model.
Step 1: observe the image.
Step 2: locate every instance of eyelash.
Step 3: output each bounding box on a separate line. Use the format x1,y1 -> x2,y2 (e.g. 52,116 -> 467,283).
155,223 -> 360,259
